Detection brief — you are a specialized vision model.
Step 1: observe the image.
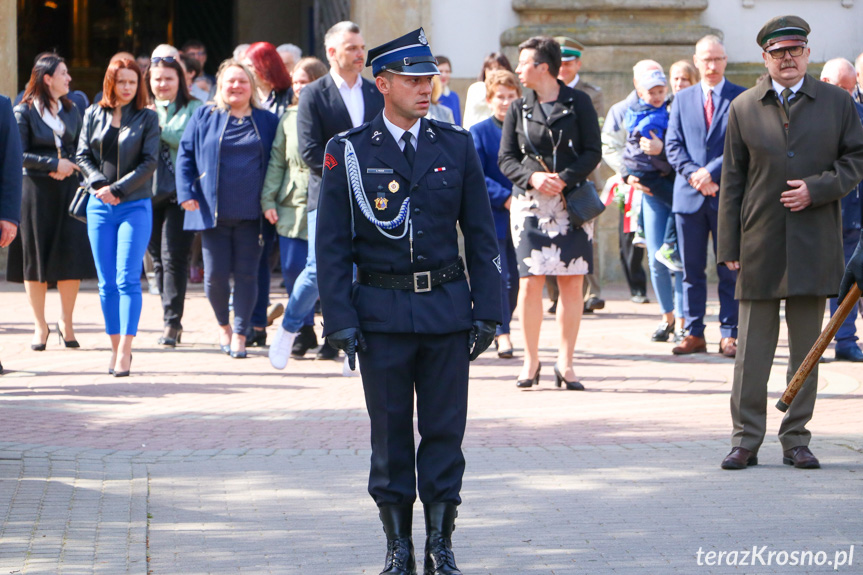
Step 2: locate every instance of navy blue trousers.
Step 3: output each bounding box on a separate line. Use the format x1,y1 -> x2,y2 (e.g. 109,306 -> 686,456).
830,227 -> 863,349
675,202 -> 738,339
201,219 -> 263,335
250,219 -> 276,331
357,331 -> 470,507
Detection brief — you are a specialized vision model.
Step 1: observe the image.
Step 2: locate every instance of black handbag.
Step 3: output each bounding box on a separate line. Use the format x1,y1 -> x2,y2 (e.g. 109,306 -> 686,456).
563,180 -> 605,228
68,185 -> 89,223
152,141 -> 177,208
520,108 -> 604,228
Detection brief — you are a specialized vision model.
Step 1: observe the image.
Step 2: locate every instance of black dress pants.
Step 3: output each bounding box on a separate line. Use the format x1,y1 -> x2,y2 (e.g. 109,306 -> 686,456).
357,331 -> 470,507
619,212 -> 647,296
148,198 -> 194,329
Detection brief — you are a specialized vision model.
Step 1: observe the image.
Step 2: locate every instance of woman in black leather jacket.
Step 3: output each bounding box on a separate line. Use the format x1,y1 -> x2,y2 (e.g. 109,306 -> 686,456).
76,57 -> 160,377
8,54 -> 96,351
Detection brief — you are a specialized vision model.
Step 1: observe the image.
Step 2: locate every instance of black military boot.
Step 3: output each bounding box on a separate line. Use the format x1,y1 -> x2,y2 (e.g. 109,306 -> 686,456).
379,504 -> 417,575
423,503 -> 462,575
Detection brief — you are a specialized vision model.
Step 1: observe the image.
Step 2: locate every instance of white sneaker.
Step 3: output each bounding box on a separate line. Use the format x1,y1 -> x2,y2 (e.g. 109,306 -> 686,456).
269,326 -> 297,370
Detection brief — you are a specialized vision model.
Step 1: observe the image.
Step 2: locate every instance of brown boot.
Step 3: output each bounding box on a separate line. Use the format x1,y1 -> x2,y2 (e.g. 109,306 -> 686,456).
672,335 -> 707,355
719,337 -> 737,358
721,447 -> 758,469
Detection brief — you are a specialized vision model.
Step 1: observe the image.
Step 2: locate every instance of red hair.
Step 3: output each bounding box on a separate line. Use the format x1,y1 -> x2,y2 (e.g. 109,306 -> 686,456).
245,42 -> 292,92
99,58 -> 149,110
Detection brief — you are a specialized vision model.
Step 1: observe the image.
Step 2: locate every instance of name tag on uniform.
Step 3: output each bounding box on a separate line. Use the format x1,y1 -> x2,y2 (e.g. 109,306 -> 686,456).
367,168 -> 393,174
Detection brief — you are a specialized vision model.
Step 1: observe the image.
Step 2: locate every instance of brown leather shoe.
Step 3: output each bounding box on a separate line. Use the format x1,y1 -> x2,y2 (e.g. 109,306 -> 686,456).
672,335 -> 707,355
721,447 -> 758,469
719,337 -> 737,358
783,446 -> 820,469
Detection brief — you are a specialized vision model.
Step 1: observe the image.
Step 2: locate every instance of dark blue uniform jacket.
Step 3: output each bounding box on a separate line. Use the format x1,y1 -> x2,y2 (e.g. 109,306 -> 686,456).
0,95 -> 22,224
316,112 -> 502,336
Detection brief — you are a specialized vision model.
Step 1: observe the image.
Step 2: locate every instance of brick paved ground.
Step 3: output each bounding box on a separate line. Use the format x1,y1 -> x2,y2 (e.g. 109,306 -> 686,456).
0,279 -> 861,574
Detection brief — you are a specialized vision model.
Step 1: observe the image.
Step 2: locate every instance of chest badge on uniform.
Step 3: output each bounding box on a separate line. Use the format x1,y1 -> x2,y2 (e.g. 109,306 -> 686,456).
375,197 -> 389,211
388,180 -> 400,193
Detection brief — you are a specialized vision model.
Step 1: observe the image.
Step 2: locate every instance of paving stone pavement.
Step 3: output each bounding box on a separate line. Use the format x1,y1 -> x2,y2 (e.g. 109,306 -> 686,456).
0,280 -> 862,574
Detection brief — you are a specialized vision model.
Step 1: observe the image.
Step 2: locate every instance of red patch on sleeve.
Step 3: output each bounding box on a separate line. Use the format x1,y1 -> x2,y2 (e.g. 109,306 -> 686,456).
324,153 -> 338,170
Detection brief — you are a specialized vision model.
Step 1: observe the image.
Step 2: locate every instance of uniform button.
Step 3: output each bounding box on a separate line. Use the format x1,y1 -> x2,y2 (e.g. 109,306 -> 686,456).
414,207 -> 421,214
416,230 -> 424,238
417,255 -> 427,262
412,184 -> 419,191
787,151 -> 795,157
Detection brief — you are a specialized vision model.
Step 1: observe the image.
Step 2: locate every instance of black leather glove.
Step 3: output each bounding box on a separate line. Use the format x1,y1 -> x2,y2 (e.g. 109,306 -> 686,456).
467,320 -> 497,361
327,327 -> 367,371
838,238 -> 863,302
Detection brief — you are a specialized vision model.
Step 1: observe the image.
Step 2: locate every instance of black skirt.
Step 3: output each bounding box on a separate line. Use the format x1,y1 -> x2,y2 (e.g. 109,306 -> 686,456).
6,174 -> 97,283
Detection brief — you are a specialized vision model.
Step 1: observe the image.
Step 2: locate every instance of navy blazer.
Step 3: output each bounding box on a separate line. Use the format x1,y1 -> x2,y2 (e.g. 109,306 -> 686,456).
666,80 -> 746,214
469,117 -> 512,239
0,96 -> 23,225
176,104 -> 279,231
316,113 -> 502,337
296,73 -> 384,211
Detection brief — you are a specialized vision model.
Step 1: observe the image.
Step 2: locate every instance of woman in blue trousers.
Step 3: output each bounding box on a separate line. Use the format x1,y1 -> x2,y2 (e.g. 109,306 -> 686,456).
76,58 -> 160,376
176,60 -> 278,358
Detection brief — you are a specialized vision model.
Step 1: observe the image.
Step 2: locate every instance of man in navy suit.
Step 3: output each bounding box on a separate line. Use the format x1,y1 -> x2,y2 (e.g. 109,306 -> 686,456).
821,58 -> 863,361
0,95 -> 24,375
666,35 -> 746,357
268,21 -> 384,367
317,28 -> 500,575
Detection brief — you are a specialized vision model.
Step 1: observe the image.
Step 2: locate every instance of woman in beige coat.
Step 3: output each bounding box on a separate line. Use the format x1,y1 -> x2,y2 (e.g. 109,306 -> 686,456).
261,57 -> 328,357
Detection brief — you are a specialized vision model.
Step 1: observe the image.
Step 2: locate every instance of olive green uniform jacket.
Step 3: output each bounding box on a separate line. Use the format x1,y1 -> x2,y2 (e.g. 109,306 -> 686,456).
718,74 -> 863,300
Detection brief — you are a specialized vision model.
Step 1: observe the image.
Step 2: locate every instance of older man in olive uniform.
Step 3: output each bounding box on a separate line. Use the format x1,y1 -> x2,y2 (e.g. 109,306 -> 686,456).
717,16 -> 863,470
316,28 -> 501,575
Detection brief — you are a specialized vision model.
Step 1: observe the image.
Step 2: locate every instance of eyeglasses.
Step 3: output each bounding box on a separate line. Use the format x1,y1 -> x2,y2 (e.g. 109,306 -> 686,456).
151,56 -> 176,64
697,57 -> 727,65
767,46 -> 805,60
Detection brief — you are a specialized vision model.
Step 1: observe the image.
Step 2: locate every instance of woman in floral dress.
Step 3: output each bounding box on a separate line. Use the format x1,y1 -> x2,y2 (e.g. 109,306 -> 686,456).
498,36 -> 602,390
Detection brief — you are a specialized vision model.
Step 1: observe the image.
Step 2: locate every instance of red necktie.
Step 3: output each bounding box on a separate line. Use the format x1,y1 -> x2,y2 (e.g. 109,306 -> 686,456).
704,91 -> 714,129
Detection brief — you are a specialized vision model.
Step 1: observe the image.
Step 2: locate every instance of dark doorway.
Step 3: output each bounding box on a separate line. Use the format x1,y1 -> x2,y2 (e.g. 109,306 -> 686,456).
173,0 -> 232,78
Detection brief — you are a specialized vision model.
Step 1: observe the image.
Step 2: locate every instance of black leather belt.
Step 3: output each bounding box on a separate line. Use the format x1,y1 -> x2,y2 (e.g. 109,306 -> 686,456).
356,260 -> 465,293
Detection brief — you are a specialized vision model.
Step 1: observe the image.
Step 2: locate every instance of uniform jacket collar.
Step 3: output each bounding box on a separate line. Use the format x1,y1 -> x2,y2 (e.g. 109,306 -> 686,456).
367,111 -> 441,185
756,73 -> 818,102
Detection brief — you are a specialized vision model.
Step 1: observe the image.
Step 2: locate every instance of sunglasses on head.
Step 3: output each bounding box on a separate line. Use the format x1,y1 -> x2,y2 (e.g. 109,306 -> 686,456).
151,56 -> 176,64
767,46 -> 805,59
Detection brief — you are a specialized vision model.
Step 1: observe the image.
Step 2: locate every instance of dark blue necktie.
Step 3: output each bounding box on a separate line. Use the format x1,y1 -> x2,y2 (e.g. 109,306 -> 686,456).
401,131 -> 415,167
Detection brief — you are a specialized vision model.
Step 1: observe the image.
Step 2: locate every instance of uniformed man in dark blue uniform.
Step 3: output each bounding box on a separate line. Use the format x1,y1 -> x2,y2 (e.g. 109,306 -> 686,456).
316,28 -> 502,575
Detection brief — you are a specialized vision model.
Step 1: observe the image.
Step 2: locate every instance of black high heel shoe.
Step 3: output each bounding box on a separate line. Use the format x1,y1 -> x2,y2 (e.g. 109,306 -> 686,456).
31,327 -> 51,351
158,327 -> 182,347
57,323 -> 80,348
554,364 -> 584,391
113,354 -> 133,378
516,362 -> 541,388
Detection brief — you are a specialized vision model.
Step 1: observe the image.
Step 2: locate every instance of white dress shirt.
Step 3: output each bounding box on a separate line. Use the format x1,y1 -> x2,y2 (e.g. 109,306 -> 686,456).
331,69 -> 365,128
383,112 -> 420,152
701,77 -> 726,107
566,74 -> 581,90
772,77 -> 805,104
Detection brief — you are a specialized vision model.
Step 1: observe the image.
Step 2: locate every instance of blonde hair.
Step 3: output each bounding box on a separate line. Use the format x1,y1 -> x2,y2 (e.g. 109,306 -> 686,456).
484,69 -> 521,100
431,75 -> 443,104
213,59 -> 262,110
670,60 -> 700,88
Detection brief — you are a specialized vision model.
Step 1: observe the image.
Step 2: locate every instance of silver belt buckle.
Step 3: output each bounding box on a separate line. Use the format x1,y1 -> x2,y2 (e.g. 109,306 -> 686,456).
413,271 -> 432,293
